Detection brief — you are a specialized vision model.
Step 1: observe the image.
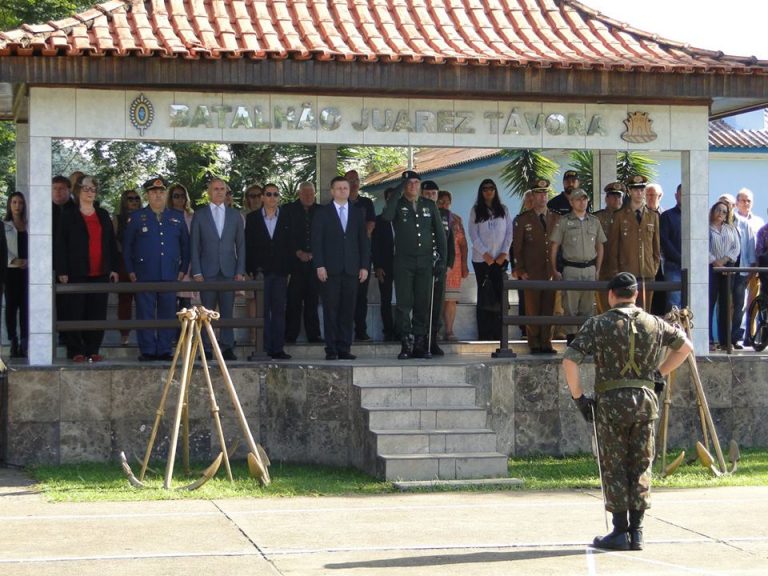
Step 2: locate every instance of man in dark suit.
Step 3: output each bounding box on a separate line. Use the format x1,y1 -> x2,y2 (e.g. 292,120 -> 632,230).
284,181 -> 322,344
245,183 -> 293,360
190,177 -> 246,360
372,187 -> 398,341
312,176 -> 370,360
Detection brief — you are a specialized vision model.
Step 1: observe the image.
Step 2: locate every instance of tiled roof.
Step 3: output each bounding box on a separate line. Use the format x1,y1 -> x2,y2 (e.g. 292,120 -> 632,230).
365,118 -> 768,186
1,0 -> 766,74
710,119 -> 768,149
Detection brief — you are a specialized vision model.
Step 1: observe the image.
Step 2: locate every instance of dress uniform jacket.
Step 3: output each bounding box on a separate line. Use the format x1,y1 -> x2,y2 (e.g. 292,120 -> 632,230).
123,207 -> 190,281
606,205 -> 660,280
594,207 -> 620,313
381,194 -> 447,337
513,209 -> 559,351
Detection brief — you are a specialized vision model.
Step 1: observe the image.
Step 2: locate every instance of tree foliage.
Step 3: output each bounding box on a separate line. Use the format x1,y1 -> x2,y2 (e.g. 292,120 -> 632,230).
0,0 -> 88,30
499,149 -> 559,199
568,150 -> 658,197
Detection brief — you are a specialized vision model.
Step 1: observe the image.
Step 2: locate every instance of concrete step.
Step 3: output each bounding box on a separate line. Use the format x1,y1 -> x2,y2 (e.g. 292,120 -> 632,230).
366,406 -> 489,430
372,429 -> 498,454
379,452 -> 509,481
360,384 -> 476,408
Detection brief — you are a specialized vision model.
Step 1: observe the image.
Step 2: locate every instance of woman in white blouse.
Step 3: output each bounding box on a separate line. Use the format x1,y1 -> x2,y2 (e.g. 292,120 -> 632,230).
709,200 -> 740,349
468,178 -> 514,340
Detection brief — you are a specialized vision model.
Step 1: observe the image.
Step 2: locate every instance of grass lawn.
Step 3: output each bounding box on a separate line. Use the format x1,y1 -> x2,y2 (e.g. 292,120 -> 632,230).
28,449 -> 768,502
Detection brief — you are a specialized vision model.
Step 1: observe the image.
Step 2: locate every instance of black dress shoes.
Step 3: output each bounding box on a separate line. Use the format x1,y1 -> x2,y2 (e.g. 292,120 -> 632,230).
222,349 -> 238,361
156,353 -> 173,361
325,352 -> 339,360
271,351 -> 292,360
338,352 -> 357,360
138,354 -> 156,362
355,333 -> 372,342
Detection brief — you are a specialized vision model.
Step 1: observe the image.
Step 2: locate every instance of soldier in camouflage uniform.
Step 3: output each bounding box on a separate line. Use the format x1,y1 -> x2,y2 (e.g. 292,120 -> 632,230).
563,272 -> 692,551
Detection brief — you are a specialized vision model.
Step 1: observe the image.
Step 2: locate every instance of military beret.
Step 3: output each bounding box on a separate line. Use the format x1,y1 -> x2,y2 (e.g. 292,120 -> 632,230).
402,170 -> 421,181
563,170 -> 579,180
626,175 -> 648,189
607,272 -> 638,292
143,176 -> 168,191
530,178 -> 551,192
604,181 -> 626,195
421,180 -> 439,191
570,188 -> 588,200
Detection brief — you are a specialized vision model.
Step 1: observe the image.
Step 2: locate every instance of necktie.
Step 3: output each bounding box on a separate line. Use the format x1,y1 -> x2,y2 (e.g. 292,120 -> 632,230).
340,205 -> 347,232
635,209 -> 642,225
539,213 -> 546,231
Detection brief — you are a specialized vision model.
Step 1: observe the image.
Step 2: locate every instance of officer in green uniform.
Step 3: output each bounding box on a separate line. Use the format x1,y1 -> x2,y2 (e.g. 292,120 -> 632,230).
563,272 -> 693,552
421,180 -> 455,357
382,171 -> 447,359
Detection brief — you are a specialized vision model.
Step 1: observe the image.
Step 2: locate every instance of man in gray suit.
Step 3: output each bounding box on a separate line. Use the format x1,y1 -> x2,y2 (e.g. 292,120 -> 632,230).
190,177 -> 246,360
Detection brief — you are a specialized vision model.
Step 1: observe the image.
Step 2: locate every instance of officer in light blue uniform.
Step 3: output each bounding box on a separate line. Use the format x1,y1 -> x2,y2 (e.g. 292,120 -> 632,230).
123,177 -> 190,361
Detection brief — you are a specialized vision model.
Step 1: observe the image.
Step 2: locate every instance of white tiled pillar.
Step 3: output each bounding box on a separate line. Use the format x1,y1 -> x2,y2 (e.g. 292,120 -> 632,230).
316,145 -> 337,203
681,150 -> 709,354
24,127 -> 54,365
596,149 -> 617,209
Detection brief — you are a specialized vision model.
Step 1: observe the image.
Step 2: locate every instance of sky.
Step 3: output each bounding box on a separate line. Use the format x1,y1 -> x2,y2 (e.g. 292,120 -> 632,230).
582,0 -> 768,59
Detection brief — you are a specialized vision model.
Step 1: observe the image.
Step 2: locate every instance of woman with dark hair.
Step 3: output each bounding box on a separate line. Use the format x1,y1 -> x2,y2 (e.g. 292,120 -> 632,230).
112,189 -> 142,345
167,183 -> 196,312
55,175 -> 119,362
4,192 -> 28,357
468,178 -> 514,340
709,200 -> 740,350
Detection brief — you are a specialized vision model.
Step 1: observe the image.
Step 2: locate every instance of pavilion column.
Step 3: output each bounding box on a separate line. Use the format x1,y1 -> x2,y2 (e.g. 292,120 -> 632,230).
23,126 -> 54,365
681,150 -> 709,354
316,145 -> 338,202
595,149 -> 617,209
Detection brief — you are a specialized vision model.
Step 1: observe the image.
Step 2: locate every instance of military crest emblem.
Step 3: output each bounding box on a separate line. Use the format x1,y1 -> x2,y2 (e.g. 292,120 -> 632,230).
621,111 -> 657,144
129,93 -> 155,136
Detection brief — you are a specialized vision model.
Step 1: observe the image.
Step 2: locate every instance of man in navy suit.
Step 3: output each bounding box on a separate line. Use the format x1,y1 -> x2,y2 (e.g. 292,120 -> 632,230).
312,176 -> 370,360
123,177 -> 190,361
190,177 -> 246,360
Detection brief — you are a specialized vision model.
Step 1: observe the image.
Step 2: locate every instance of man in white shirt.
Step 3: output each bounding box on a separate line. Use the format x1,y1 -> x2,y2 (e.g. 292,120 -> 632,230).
733,188 -> 764,347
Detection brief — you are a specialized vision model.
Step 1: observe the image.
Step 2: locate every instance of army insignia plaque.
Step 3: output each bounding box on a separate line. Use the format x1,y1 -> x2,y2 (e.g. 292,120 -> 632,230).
130,93 -> 155,136
621,111 -> 657,143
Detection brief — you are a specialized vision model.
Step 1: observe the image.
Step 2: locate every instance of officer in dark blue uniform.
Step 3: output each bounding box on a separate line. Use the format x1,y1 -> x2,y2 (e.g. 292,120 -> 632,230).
123,177 -> 190,361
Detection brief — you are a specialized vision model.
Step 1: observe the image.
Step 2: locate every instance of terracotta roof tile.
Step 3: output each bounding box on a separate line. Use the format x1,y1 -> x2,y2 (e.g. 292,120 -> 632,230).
0,0 -> 765,74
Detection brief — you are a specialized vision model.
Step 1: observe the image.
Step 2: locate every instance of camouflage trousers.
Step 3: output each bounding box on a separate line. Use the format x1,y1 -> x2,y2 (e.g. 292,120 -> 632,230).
595,387 -> 659,512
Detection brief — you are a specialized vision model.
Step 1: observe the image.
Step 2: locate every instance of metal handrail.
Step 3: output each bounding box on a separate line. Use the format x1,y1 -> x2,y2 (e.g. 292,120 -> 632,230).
492,270 -> 689,358
53,278 -> 267,357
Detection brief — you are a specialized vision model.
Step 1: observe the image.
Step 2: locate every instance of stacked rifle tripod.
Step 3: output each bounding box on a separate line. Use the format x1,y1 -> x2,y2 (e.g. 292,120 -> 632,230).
120,306 -> 271,490
656,307 -> 740,477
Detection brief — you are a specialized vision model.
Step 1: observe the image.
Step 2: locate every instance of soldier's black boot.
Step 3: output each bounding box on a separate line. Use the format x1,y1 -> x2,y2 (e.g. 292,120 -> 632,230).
10,337 -> 20,358
592,511 -> 630,551
412,335 -> 427,359
429,331 -> 444,356
628,510 -> 644,551
398,335 -> 413,360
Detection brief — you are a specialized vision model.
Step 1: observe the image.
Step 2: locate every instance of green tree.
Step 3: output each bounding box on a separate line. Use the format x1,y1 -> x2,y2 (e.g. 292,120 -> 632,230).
568,150 -> 657,197
0,1 -> 88,30
499,149 -> 559,199
167,142 -> 228,206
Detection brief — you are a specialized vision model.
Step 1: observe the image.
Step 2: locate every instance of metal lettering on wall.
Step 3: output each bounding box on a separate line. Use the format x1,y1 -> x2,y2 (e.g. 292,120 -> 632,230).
151,97 -> 624,139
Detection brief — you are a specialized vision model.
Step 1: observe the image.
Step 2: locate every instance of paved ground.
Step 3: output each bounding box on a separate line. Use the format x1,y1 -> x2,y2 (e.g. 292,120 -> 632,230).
1,467 -> 767,575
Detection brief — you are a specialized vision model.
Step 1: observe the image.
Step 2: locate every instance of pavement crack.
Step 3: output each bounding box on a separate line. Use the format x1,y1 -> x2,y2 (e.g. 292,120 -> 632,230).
652,514 -> 752,555
212,501 -> 286,575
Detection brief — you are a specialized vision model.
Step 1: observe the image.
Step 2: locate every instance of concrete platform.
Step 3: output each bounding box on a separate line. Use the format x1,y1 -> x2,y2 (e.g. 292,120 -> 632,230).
1,467 -> 767,575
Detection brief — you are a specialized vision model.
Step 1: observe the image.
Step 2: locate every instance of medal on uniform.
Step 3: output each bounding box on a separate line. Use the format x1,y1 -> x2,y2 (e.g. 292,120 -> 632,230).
142,226 -> 148,233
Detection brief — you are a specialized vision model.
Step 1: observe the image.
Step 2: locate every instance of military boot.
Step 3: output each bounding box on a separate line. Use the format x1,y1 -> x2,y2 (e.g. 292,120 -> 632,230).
411,335 -> 427,359
592,511 -> 630,551
430,331 -> 444,356
398,335 -> 413,360
628,509 -> 644,551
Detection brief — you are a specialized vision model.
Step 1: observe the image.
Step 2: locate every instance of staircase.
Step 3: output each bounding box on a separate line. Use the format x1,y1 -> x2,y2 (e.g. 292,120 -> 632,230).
356,365 -> 508,481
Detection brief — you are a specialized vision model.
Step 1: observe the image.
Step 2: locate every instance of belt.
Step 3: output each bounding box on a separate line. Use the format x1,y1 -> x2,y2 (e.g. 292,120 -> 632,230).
595,379 -> 652,394
562,258 -> 597,269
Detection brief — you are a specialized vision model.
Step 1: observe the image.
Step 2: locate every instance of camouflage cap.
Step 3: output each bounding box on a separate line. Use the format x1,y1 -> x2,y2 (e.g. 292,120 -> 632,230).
604,181 -> 626,195
563,170 -> 579,180
570,188 -> 588,200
